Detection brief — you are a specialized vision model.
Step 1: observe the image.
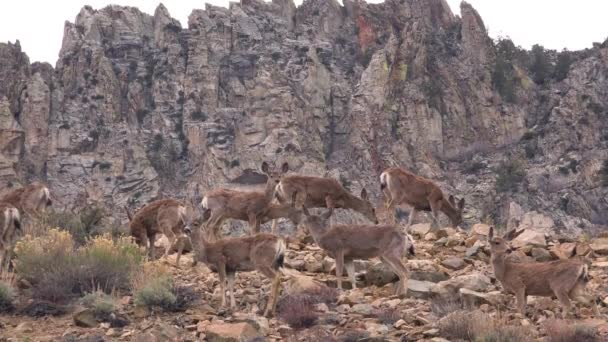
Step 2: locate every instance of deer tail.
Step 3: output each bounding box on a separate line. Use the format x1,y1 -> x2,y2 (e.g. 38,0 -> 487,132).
272,237 -> 287,270
380,171 -> 388,190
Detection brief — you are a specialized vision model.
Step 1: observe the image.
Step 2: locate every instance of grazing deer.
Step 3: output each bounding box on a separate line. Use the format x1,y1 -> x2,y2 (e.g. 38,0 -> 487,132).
488,227 -> 599,318
275,175 -> 378,224
1,182 -> 52,216
297,199 -> 414,294
189,227 -> 286,317
380,167 -> 464,229
201,162 -> 289,239
0,202 -> 21,271
126,199 -> 191,267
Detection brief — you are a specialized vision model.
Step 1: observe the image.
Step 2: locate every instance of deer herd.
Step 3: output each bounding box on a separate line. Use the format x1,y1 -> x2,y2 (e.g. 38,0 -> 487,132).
0,165 -> 601,319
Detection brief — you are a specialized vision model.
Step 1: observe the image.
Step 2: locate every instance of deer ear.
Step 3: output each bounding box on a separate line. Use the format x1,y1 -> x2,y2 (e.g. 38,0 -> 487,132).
504,229 -> 525,241
488,226 -> 494,240
458,198 -> 465,211
360,188 -> 368,201
448,195 -> 456,206
261,161 -> 270,174
281,162 -> 289,174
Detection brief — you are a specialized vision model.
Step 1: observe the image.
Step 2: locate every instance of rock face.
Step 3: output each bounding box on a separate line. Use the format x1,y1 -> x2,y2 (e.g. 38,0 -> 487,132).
0,0 -> 607,234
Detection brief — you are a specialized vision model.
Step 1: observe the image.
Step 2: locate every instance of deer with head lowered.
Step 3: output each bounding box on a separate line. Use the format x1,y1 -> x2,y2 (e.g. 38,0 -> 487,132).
188,223 -> 286,317
201,161 -> 289,240
126,199 -> 191,267
275,174 -> 379,225
297,197 -> 415,294
0,202 -> 21,271
380,167 -> 464,230
488,227 -> 599,318
1,181 -> 52,216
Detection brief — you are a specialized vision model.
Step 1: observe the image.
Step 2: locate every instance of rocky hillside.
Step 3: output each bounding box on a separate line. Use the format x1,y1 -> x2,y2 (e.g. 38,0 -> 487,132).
0,0 -> 607,234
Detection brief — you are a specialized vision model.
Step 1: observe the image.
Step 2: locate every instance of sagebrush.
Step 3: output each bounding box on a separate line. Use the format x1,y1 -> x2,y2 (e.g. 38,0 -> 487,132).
13,230 -> 144,302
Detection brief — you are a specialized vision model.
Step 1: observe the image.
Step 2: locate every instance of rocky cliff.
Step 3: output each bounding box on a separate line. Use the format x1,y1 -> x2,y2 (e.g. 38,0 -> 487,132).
0,0 -> 607,234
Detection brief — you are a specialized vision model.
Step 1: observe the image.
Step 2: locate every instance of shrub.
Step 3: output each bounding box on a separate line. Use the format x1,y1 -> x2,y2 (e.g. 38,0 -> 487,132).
132,263 -> 177,311
463,161 -> 486,175
277,294 -> 319,329
375,308 -> 399,325
431,296 -> 466,318
0,281 -> 15,312
13,230 -> 143,302
439,310 -> 526,342
529,44 -> 552,84
82,290 -> 116,319
554,50 -> 572,81
544,319 -> 598,342
495,159 -> 526,193
36,206 -> 104,244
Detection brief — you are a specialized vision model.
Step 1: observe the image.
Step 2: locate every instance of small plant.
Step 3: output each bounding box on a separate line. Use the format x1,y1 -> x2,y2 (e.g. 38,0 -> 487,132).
495,158 -> 527,193
132,263 -> 177,311
431,296 -> 466,318
544,319 -> 598,342
439,310 -> 527,342
0,281 -> 15,312
82,290 -> 116,319
277,294 -> 319,329
35,206 -> 105,245
375,308 -> 399,325
463,161 -> 486,175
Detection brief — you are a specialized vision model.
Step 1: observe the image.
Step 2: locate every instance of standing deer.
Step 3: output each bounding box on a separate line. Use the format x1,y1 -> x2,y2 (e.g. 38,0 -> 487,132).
275,175 -> 378,224
488,227 -> 599,318
126,199 -> 191,267
189,226 -> 286,317
380,167 -> 464,229
0,202 -> 21,271
201,162 -> 289,239
297,198 -> 414,294
1,182 -> 52,216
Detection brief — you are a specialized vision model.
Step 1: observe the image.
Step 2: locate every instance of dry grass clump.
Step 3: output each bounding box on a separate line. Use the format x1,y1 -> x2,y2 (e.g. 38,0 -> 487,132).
0,280 -> 15,312
277,287 -> 339,329
438,310 -> 527,342
544,319 -> 598,342
132,263 -> 190,311
29,207 -> 105,243
13,229 -> 144,302
375,307 -> 400,325
431,296 -> 467,318
81,290 -> 117,319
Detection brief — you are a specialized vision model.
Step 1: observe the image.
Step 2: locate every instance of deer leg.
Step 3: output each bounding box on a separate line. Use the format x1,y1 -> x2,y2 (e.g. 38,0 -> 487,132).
514,287 -> 527,317
406,208 -> 417,230
248,213 -> 259,235
428,201 -> 442,231
174,235 -> 187,268
271,219 -> 278,234
218,263 -> 227,308
386,198 -> 397,225
227,272 -> 237,309
146,232 -> 156,260
345,260 -> 357,290
555,290 -> 573,318
381,255 -> 409,296
334,251 -> 344,291
258,266 -> 280,317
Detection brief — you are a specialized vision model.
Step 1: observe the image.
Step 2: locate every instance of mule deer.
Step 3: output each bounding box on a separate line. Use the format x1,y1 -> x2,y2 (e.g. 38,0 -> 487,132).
126,199 -> 191,267
1,182 -> 52,216
297,199 -> 414,294
189,227 -> 285,317
201,162 -> 289,239
488,227 -> 599,318
380,167 -> 464,229
0,202 -> 21,271
275,175 -> 378,224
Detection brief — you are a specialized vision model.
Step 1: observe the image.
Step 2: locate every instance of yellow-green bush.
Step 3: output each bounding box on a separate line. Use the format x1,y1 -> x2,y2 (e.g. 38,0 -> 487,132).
0,281 -> 15,312
132,263 -> 176,310
14,229 -> 144,302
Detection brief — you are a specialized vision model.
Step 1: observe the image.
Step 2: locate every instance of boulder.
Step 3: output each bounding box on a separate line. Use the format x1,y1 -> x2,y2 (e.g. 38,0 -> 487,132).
590,239 -> 608,255
441,257 -> 466,270
511,230 -> 546,248
518,211 -> 555,234
73,309 -> 98,328
406,279 -> 435,299
410,223 -> 432,238
351,303 -> 375,316
431,273 -> 491,295
471,223 -> 491,237
410,271 -> 449,283
205,322 -> 261,342
531,247 -> 552,262
459,289 -> 504,307
365,262 -> 398,287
